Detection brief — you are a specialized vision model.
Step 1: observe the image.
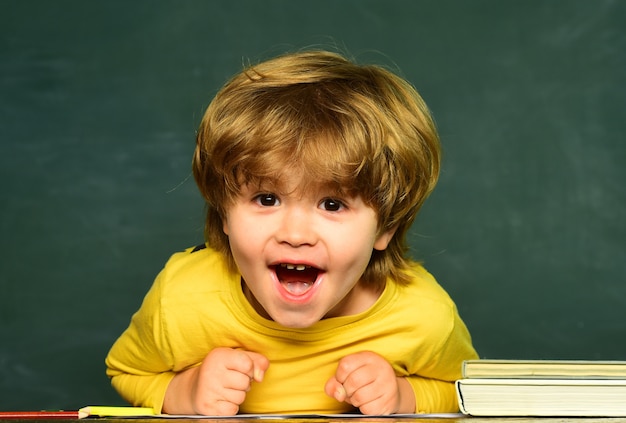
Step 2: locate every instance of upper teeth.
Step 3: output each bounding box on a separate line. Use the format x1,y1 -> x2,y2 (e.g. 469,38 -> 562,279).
281,263 -> 309,271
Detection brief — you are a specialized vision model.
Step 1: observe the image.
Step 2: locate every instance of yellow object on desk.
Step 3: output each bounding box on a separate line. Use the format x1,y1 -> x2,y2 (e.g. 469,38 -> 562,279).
78,406 -> 155,419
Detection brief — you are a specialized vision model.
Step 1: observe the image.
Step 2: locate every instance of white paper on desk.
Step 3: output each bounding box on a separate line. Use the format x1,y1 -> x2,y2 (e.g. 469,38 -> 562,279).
153,413 -> 465,419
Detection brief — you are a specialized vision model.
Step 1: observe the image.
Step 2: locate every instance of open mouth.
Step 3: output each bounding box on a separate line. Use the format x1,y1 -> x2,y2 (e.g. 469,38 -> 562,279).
274,263 -> 321,296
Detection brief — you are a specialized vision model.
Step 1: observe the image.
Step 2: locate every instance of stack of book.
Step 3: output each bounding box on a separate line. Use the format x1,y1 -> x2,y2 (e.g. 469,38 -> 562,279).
456,359 -> 626,417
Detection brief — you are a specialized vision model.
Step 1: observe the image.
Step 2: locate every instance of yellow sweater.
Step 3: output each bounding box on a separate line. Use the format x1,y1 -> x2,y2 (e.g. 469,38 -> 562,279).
105,246 -> 477,414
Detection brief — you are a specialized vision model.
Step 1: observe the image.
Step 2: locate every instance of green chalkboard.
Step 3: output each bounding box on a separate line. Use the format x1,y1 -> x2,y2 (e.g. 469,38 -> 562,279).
1,0 -> 624,411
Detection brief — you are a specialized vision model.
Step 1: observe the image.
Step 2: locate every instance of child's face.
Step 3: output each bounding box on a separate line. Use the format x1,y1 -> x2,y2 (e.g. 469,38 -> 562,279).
223,171 -> 395,329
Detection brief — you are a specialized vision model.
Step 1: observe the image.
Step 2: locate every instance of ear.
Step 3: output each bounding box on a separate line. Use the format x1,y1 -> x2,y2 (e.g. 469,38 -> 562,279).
222,217 -> 230,236
373,226 -> 397,251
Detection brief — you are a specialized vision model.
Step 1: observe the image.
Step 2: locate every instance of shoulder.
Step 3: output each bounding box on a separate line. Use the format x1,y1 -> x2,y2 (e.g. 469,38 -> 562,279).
153,244 -> 236,297
162,243 -> 227,273
139,244 -> 241,328
397,262 -> 456,307
385,263 -> 462,337
385,264 -> 477,367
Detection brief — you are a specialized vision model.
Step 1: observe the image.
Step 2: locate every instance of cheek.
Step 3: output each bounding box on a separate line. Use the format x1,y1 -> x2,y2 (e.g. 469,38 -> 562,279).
224,214 -> 265,262
329,222 -> 379,265
223,207 -> 251,238
227,234 -> 255,277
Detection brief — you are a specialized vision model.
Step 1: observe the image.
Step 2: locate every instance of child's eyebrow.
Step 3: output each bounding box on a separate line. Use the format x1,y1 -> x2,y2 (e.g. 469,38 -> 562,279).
242,170 -> 362,199
321,187 -> 350,197
310,183 -> 359,200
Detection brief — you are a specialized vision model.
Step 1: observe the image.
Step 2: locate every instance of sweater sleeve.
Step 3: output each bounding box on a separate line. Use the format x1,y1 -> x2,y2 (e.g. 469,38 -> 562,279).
396,266 -> 478,413
406,376 -> 458,413
406,300 -> 478,413
105,267 -> 175,413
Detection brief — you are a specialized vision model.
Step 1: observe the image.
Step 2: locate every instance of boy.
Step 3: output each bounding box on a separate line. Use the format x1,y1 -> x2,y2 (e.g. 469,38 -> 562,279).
105,50 -> 478,416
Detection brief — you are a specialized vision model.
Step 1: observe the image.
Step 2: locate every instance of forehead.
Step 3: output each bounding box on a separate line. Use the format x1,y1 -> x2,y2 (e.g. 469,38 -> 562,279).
242,166 -> 351,198
231,131 -> 369,196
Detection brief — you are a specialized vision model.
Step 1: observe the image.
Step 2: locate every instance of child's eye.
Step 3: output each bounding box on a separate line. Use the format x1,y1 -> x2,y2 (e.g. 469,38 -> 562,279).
320,198 -> 344,212
255,193 -> 280,207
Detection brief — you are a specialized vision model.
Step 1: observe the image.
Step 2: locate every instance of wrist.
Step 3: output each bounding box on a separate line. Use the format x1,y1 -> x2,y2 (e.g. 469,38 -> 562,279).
163,366 -> 199,414
396,377 -> 416,414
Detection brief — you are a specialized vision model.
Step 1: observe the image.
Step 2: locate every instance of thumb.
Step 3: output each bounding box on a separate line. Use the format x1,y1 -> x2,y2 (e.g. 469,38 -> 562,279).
325,376 -> 348,403
243,351 -> 269,382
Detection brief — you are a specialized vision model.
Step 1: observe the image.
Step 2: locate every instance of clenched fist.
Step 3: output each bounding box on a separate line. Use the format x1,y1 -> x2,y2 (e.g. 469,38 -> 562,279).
164,347 -> 269,416
324,351 -> 415,415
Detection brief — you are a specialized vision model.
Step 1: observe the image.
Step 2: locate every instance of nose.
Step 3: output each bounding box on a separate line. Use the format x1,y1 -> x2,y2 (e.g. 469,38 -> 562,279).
275,206 -> 317,247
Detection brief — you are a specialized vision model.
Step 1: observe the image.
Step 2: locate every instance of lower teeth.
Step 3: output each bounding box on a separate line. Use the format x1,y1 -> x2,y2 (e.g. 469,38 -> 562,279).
284,282 -> 311,295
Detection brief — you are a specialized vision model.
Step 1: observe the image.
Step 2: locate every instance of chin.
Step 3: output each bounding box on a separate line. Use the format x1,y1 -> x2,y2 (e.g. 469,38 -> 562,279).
272,312 -> 324,329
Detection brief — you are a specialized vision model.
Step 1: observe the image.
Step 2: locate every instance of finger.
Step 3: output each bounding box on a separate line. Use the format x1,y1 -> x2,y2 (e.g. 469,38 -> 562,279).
345,379 -> 381,408
342,366 -> 377,398
194,396 -> 241,417
356,383 -> 398,416
225,350 -> 257,376
218,385 -> 248,407
222,367 -> 255,392
242,351 -> 270,382
214,351 -> 255,392
334,352 -> 371,384
324,377 -> 349,403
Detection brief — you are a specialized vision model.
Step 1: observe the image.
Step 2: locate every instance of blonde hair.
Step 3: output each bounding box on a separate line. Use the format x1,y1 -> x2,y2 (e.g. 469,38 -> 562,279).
193,50 -> 440,289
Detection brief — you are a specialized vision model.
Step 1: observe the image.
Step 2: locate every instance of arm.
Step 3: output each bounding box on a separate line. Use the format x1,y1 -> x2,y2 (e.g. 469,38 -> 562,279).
105,267 -> 270,415
324,351 -> 415,415
105,268 -> 181,412
162,347 -> 269,416
402,301 -> 478,413
323,297 -> 477,414
405,375 -> 458,414
324,351 -> 459,414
